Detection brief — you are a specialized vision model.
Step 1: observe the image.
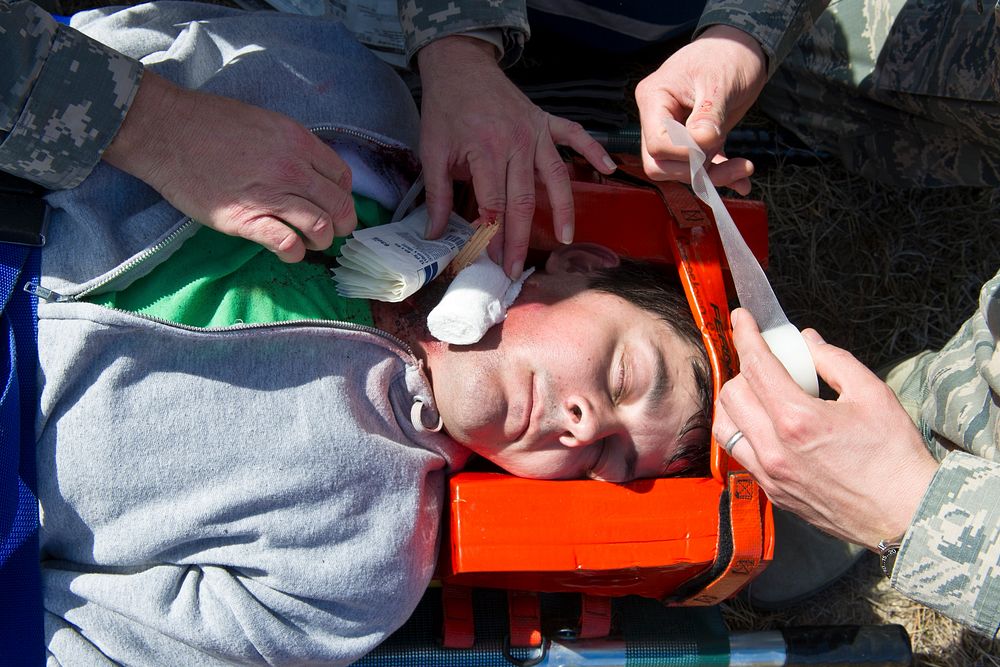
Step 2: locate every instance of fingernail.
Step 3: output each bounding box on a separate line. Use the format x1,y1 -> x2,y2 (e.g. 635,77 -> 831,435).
508,261 -> 523,281
602,155 -> 617,172
692,120 -> 722,137
802,328 -> 826,344
424,221 -> 433,238
560,224 -> 574,245
478,208 -> 503,226
730,309 -> 740,327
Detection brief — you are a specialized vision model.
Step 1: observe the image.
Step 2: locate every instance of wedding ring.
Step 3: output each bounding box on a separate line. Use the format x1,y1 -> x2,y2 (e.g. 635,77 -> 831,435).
722,430 -> 745,454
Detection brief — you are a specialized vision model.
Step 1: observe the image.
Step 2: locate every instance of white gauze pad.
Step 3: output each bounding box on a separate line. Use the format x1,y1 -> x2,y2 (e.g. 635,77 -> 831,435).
427,254 -> 535,345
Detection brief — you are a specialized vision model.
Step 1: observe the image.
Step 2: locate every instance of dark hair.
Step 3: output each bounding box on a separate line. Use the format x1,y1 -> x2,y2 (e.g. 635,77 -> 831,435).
586,258 -> 712,477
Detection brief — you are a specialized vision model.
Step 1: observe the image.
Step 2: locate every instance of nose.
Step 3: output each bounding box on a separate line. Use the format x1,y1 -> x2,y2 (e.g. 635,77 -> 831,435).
558,394 -> 603,447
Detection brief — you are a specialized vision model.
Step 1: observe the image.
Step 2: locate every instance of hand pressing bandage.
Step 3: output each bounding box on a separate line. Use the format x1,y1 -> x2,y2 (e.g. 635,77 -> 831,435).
427,254 -> 535,345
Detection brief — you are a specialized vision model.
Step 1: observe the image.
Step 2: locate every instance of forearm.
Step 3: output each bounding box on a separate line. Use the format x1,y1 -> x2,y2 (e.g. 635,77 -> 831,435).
695,0 -> 831,76
0,0 -> 142,189
101,70 -> 182,187
397,0 -> 529,68
894,452 -> 1000,635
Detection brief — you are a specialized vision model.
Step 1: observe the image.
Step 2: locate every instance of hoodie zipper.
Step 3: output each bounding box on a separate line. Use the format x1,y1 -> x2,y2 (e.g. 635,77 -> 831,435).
26,279 -> 417,359
309,124 -> 398,149
26,124 -> 399,305
24,217 -> 198,303
23,125 -> 419,356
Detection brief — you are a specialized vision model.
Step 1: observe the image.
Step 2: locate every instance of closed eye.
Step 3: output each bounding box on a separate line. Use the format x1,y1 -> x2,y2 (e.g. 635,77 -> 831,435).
613,351 -> 628,404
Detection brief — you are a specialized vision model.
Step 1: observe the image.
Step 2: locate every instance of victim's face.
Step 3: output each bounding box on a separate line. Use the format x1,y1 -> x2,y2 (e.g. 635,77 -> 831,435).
425,269 -> 707,481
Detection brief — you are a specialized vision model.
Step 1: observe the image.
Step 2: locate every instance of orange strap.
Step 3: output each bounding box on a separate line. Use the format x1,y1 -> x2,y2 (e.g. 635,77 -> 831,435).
682,472 -> 766,605
507,590 -> 543,648
577,594 -> 612,639
441,584 -> 475,649
659,180 -> 712,229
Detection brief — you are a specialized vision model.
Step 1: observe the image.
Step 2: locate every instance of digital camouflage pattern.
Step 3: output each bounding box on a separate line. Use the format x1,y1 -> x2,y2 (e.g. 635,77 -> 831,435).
899,453 -> 1000,636
0,0 -> 142,190
397,0 -> 528,67
697,0 -> 831,76
700,0 -> 1000,187
884,270 -> 1000,636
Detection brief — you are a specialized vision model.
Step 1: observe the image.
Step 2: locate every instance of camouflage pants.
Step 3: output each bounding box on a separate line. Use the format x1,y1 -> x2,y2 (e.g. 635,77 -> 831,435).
759,0 -> 1000,188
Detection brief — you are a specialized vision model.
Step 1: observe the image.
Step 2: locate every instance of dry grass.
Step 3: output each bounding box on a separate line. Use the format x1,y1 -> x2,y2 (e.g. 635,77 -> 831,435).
755,157 -> 1000,369
719,122 -> 1000,665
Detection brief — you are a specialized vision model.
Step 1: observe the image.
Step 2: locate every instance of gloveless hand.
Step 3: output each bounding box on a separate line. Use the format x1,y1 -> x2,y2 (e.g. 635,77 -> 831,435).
104,71 -> 355,262
713,309 -> 939,549
635,25 -> 768,195
417,36 -> 616,280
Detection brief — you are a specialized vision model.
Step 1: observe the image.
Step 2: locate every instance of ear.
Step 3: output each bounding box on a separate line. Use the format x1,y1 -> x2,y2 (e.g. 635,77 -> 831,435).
544,243 -> 621,276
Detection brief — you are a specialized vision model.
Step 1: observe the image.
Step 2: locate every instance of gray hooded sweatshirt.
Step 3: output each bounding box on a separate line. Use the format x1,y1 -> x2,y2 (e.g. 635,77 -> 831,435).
33,4 -> 467,664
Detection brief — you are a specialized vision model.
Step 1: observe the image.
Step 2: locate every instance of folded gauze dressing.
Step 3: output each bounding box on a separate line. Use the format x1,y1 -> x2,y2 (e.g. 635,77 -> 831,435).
427,254 -> 535,345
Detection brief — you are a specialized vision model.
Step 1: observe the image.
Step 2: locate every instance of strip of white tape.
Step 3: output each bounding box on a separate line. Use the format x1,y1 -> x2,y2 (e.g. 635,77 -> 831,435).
664,119 -> 818,397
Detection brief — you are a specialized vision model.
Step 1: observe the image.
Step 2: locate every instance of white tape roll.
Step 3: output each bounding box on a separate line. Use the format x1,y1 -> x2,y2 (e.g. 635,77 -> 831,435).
760,323 -> 820,397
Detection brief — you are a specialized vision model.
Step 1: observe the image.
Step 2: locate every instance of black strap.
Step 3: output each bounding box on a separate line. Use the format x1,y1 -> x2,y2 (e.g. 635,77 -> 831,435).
0,174 -> 49,247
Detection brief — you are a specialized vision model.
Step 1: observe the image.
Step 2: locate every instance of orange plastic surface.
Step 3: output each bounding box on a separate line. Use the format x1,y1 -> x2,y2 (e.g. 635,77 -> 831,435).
442,158 -> 774,602
526,159 -> 769,271
443,475 -> 722,597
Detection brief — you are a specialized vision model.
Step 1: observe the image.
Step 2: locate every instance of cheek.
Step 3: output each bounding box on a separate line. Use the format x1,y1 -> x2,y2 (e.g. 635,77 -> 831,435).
496,313 -> 566,366
501,299 -> 559,336
435,355 -> 505,443
501,298 -> 598,362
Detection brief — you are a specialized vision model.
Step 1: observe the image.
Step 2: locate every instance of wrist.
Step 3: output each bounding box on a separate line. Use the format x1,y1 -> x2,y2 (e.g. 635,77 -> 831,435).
884,453 -> 939,541
697,24 -> 767,71
102,71 -> 183,185
417,35 -> 499,75
868,449 -> 938,558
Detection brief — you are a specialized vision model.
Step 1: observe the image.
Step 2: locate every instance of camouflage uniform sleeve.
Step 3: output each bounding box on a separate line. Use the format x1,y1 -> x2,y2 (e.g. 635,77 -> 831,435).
895,453 -> 1000,636
0,1 -> 142,190
695,0 -> 831,77
892,270 -> 1000,636
397,0 -> 529,69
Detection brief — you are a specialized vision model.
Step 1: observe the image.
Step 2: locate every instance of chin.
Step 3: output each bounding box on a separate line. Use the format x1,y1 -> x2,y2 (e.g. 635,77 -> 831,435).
456,431 -> 510,462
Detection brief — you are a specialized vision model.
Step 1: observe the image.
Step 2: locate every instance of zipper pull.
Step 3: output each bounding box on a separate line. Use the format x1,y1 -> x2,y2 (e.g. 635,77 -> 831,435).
23,282 -> 70,302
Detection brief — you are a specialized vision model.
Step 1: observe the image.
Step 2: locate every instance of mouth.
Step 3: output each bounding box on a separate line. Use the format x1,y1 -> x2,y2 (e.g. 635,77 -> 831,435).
509,373 -> 535,444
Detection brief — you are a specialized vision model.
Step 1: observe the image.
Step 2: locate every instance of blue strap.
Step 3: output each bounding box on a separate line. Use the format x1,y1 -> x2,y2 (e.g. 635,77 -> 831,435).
0,242 -> 44,664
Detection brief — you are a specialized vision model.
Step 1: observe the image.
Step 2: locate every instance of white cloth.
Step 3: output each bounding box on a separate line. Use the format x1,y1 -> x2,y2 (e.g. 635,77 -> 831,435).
427,254 -> 534,345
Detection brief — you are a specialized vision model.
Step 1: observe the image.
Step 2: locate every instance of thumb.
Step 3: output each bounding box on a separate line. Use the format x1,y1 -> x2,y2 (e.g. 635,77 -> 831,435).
801,328 -> 879,397
685,93 -> 727,157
